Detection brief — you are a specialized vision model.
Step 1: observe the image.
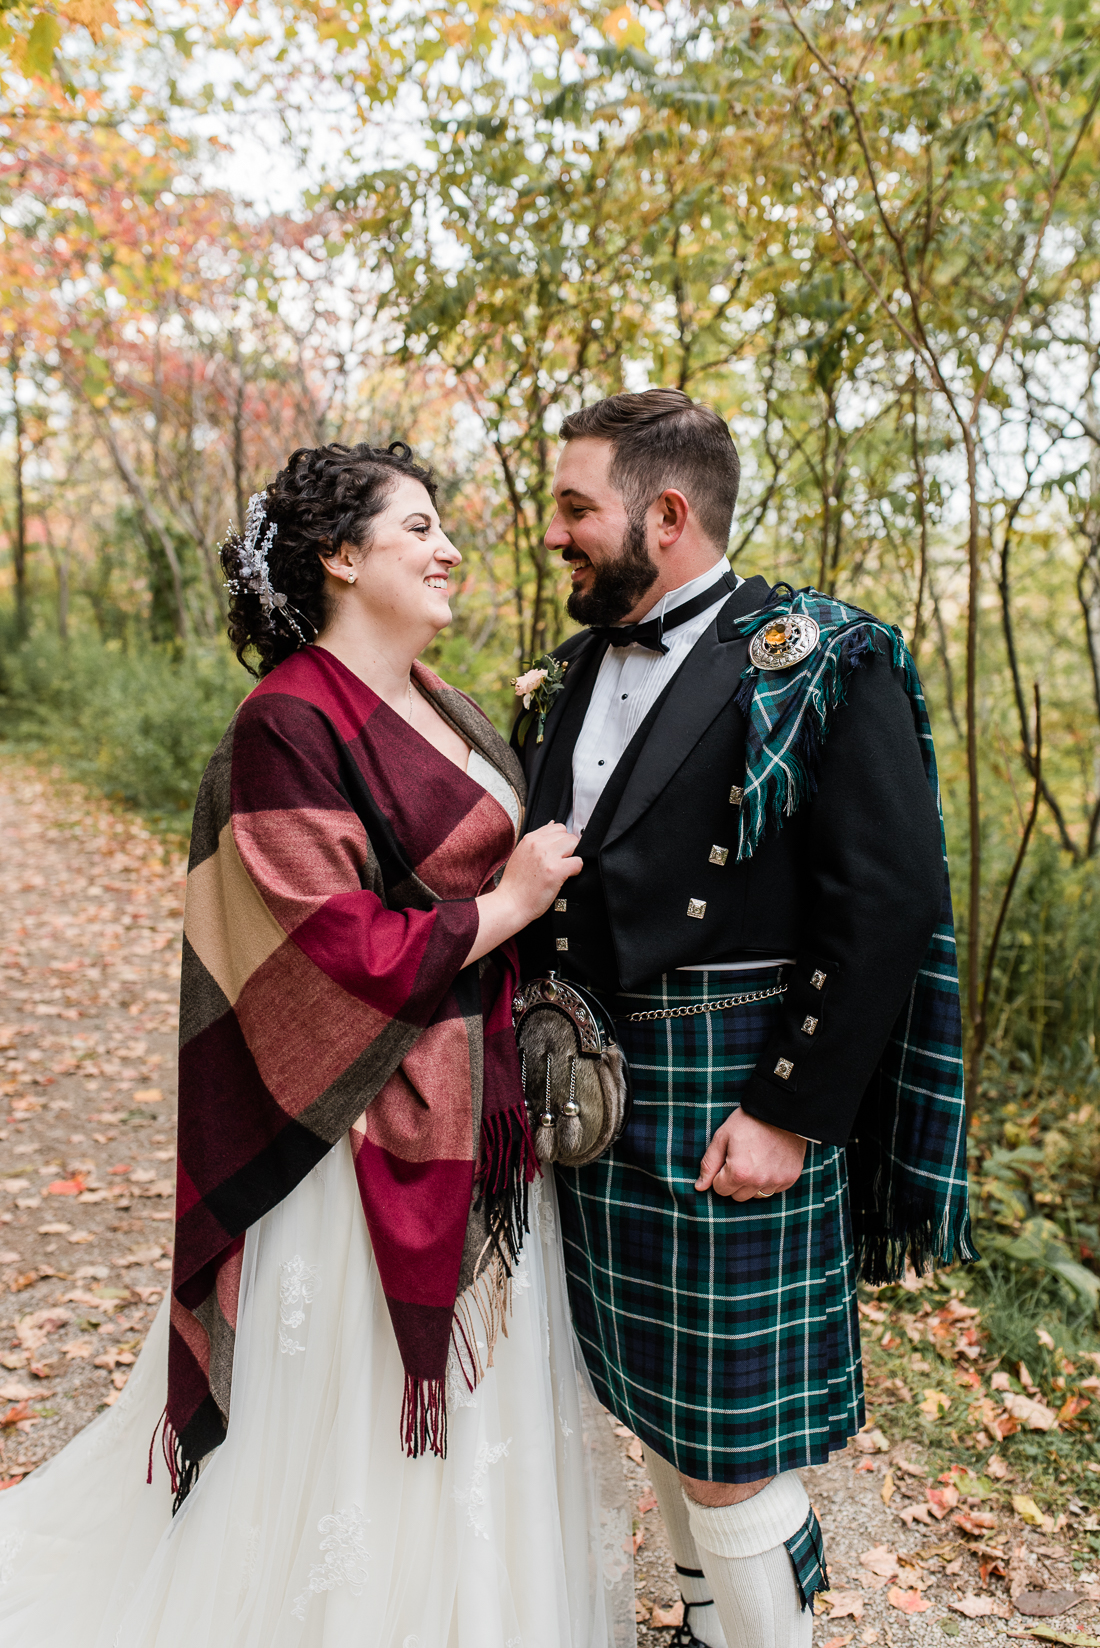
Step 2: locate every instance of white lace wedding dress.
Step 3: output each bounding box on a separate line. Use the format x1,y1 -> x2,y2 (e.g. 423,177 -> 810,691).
0,1140 -> 634,1648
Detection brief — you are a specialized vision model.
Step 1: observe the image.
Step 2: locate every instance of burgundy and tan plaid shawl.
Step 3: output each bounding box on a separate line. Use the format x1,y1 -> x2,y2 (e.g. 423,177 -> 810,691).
167,647 -> 533,1503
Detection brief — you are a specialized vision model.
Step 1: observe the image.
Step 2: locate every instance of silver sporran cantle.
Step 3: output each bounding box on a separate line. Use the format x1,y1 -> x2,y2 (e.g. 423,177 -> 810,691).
512,973 -> 631,1167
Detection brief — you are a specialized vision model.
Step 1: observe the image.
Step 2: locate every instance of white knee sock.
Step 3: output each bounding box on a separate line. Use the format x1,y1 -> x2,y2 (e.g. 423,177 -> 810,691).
685,1472 -> 813,1648
643,1448 -> 728,1648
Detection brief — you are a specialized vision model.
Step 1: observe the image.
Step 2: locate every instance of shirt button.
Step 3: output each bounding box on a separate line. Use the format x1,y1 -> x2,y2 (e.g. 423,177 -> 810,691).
597,760 -> 605,766
621,693 -> 628,700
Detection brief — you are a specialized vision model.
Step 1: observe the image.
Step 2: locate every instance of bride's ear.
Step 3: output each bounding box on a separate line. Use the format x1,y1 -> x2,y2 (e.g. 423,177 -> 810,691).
319,542 -> 358,587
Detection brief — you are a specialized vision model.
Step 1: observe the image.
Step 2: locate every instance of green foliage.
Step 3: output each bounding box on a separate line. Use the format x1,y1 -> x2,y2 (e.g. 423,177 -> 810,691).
0,630 -> 249,829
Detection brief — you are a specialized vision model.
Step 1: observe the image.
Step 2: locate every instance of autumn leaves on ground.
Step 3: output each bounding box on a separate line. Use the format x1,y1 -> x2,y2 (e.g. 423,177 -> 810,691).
3,753 -> 1100,1647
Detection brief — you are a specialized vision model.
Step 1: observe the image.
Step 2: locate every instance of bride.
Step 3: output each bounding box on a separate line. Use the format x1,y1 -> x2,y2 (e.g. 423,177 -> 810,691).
0,440 -> 634,1647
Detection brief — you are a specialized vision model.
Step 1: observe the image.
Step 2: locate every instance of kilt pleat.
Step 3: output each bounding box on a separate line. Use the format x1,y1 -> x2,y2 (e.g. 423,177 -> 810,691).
554,969 -> 864,1483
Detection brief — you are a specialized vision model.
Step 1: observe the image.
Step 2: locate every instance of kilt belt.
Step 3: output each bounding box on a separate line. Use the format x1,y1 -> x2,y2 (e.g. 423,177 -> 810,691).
554,966 -> 864,1485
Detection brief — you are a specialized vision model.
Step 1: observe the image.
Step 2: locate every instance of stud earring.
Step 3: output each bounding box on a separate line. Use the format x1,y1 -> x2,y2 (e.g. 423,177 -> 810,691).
346,572 -> 357,585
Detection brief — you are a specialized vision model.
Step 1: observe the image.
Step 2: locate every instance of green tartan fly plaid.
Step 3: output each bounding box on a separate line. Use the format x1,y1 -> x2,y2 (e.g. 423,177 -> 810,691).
728,586 -> 976,1282
555,969 -> 865,1483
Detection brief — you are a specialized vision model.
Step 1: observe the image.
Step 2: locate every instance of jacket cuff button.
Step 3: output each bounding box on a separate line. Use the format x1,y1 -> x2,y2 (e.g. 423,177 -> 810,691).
801,1016 -> 818,1035
810,969 -> 827,990
774,1057 -> 794,1080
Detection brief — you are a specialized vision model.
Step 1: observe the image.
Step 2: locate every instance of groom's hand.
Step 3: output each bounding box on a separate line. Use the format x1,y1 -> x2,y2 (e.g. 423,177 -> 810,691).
695,1108 -> 806,1202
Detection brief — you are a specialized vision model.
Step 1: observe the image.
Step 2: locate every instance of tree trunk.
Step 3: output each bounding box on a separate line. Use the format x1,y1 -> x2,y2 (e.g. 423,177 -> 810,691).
89,405 -> 189,641
9,347 -> 28,639
963,424 -> 982,1102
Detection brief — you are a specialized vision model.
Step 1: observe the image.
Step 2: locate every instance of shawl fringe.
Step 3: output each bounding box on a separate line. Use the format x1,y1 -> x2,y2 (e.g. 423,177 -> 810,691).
147,1404 -> 201,1512
475,1098 -> 538,1271
401,1373 -> 447,1459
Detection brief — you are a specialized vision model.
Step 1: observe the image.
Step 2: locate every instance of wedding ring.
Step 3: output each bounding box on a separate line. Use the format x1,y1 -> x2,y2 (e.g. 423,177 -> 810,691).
753,1191 -> 771,1199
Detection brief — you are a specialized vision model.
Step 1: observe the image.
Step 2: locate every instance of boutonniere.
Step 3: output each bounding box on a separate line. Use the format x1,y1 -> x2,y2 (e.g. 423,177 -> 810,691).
513,654 -> 568,746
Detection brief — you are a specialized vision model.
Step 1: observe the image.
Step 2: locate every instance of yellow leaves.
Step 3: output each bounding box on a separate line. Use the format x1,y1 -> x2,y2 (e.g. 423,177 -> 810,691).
918,1387 -> 951,1417
602,6 -> 646,50
55,1 -> 119,42
880,1467 -> 895,1506
1013,1493 -> 1056,1531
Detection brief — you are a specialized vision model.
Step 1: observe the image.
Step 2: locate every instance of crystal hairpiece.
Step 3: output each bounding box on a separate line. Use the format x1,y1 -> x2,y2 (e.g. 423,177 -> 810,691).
223,491 -> 314,643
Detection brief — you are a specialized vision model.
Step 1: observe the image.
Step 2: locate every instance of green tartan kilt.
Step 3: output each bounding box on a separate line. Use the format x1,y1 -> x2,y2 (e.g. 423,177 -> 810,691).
554,968 -> 864,1483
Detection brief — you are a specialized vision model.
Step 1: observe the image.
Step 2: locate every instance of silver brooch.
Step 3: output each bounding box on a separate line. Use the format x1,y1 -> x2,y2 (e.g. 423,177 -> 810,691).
748,614 -> 820,671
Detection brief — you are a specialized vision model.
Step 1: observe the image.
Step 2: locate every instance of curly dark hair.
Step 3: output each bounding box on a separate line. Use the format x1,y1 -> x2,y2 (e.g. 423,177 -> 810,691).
221,441 -> 437,677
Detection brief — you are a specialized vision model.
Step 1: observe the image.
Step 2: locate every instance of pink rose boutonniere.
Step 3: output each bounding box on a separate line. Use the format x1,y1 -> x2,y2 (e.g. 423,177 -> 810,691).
512,653 -> 568,746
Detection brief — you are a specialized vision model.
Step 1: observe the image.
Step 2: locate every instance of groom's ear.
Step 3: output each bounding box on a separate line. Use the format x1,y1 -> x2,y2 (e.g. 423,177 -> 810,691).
654,488 -> 691,548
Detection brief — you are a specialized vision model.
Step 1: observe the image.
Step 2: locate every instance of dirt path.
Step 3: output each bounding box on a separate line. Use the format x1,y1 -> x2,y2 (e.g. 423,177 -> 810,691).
1,755 -> 1095,1646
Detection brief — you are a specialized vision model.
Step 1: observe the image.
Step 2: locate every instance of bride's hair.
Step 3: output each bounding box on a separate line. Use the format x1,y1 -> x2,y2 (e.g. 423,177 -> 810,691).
221,440 -> 437,677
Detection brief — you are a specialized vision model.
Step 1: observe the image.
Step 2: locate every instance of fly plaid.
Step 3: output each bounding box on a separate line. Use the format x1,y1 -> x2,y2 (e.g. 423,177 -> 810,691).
169,648 -> 533,1504
555,970 -> 864,1482
728,585 -> 976,1281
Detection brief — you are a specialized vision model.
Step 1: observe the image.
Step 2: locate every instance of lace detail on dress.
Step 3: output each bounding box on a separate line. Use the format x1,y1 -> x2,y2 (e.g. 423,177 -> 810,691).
537,1198 -> 556,1243
0,1528 -> 24,1590
238,1522 -> 261,1591
279,1255 -> 320,1356
453,1437 -> 511,1538
289,1504 -> 369,1620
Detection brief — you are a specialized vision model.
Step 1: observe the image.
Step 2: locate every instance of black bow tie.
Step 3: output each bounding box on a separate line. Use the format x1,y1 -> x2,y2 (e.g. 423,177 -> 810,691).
590,570 -> 738,654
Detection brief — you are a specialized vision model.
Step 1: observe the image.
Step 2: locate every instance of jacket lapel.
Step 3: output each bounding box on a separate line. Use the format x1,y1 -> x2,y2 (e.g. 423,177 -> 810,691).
602,575 -> 772,851
524,631 -> 607,828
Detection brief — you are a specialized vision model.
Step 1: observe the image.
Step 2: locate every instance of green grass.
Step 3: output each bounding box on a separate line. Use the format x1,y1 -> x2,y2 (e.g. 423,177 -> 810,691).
0,630 -> 249,832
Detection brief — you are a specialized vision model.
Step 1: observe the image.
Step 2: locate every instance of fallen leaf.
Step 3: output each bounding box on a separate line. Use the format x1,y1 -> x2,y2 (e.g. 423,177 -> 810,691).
637,1492 -> 657,1514
899,1504 -> 936,1527
859,1546 -> 900,1580
919,1388 -> 951,1417
115,1246 -> 164,1268
987,1454 -> 1009,1478
1014,1493 -> 1055,1530
1016,1592 -> 1083,1618
821,1636 -> 855,1648
634,1599 -> 651,1624
1036,1328 -> 1056,1350
66,1230 -> 95,1245
45,1177 -> 85,1196
0,1401 -> 36,1429
1020,1627 -> 1100,1646
0,1381 -> 33,1401
632,1527 -> 645,1553
1058,1395 -> 1090,1425
650,1600 -> 684,1628
1004,1392 -> 1058,1431
927,1484 -> 960,1516
36,1223 -> 71,1236
854,1426 -> 890,1453
949,1593 -> 1010,1618
991,1370 -> 1012,1391
855,1457 -> 878,1473
953,1510 -> 998,1535
826,1589 -> 865,1620
132,1088 -> 162,1105
881,1469 -> 894,1506
626,1436 -> 644,1465
887,1586 -> 931,1613
0,1251 -> 20,1265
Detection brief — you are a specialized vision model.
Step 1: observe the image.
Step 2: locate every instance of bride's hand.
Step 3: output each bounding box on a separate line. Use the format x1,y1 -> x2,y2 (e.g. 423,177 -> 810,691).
466,823 -> 582,965
496,823 -> 582,925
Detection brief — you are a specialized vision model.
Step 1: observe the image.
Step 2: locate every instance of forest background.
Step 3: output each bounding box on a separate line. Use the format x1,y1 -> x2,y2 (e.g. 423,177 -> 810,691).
2,0 -> 1100,1517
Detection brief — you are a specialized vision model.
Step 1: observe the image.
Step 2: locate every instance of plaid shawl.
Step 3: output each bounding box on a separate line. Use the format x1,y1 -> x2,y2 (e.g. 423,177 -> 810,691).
728,585 -> 976,1282
168,647 -> 534,1504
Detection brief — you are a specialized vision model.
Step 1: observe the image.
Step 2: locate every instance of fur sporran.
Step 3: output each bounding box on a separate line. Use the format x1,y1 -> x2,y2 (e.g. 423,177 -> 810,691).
512,974 -> 631,1167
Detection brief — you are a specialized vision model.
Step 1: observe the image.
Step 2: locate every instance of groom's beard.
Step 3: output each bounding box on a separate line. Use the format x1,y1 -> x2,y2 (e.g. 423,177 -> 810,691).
565,515 -> 660,627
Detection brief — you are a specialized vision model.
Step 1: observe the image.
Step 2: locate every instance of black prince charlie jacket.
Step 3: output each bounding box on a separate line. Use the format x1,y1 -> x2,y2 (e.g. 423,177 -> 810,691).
511,575 -> 945,1148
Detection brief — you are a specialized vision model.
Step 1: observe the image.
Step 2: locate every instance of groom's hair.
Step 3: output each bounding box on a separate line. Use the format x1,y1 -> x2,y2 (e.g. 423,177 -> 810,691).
560,388 -> 740,549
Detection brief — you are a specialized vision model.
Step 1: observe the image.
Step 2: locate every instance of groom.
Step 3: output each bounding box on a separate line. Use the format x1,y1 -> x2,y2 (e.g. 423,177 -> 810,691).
511,389 -> 972,1648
